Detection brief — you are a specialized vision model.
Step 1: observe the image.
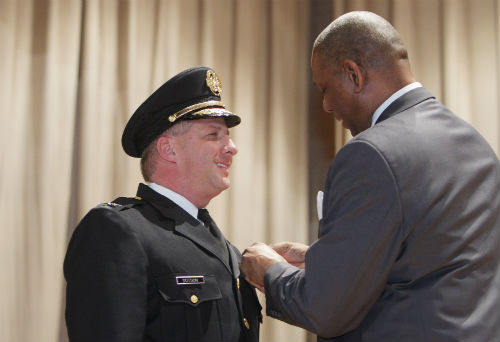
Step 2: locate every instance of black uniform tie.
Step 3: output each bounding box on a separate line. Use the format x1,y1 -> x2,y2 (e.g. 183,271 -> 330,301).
197,208 -> 229,264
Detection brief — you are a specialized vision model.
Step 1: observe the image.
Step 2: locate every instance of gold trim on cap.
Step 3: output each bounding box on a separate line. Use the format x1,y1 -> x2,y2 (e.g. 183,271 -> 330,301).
206,69 -> 222,96
191,108 -> 230,116
168,100 -> 225,123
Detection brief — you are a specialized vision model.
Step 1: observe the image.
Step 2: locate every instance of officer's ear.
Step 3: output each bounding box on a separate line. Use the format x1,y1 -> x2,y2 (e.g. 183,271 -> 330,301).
343,59 -> 364,93
156,136 -> 176,162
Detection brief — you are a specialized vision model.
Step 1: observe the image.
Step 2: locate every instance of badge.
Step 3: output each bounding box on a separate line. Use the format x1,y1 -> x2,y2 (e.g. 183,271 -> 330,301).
176,275 -> 205,285
206,70 -> 222,96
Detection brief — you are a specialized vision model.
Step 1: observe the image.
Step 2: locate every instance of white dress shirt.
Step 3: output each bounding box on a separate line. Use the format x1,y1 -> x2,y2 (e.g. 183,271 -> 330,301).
148,182 -> 201,221
371,82 -> 422,127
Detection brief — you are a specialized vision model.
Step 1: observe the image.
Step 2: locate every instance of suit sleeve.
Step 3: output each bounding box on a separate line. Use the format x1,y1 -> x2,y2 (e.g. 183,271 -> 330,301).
264,140 -> 404,338
64,206 -> 149,341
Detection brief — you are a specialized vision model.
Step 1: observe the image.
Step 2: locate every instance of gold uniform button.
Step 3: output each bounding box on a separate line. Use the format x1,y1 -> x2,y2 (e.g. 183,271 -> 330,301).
237,278 -> 240,289
190,295 -> 198,304
243,318 -> 250,329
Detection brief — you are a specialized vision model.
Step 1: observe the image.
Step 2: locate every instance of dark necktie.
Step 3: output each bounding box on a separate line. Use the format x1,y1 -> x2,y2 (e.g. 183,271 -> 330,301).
197,208 -> 229,264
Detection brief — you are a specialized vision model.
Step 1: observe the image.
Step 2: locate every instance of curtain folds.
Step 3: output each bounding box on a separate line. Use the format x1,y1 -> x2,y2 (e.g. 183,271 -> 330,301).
1,1 -> 498,341
0,0 -> 82,340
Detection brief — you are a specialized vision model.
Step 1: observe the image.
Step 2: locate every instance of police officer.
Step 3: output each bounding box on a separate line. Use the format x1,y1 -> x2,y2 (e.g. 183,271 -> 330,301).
64,66 -> 262,341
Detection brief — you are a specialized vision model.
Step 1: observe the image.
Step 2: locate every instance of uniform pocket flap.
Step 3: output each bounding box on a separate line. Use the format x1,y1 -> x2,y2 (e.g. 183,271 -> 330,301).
156,274 -> 222,307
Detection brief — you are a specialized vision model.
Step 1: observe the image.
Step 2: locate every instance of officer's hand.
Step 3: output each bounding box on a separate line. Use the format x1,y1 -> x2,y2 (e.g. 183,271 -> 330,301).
241,242 -> 287,293
270,241 -> 309,269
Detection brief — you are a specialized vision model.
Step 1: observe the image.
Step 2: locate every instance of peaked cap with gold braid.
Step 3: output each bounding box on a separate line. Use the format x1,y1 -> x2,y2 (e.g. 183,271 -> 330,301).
122,66 -> 240,157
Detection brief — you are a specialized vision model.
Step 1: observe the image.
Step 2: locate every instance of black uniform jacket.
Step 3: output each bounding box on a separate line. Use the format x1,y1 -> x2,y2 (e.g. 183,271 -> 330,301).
64,183 -> 261,341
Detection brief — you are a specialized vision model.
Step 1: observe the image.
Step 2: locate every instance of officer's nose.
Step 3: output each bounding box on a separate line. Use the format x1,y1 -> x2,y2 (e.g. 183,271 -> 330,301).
225,138 -> 238,155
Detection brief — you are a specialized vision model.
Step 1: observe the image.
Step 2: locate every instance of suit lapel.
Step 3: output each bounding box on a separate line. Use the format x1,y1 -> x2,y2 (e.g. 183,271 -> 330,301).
228,245 -> 241,279
175,221 -> 233,273
376,87 -> 435,124
136,183 -> 233,273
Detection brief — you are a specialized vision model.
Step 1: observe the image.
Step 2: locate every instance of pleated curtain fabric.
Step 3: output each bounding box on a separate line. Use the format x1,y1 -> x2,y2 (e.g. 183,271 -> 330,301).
1,1 -> 499,341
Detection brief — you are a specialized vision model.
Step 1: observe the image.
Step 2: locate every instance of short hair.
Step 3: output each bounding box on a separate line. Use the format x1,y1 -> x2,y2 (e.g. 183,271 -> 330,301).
313,11 -> 408,71
140,120 -> 194,182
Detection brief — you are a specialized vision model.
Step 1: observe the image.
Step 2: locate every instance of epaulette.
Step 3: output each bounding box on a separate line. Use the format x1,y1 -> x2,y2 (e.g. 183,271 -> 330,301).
103,196 -> 144,210
104,202 -> 122,207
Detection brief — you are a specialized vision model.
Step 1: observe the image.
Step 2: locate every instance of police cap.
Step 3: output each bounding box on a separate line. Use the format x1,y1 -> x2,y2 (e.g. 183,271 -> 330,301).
122,66 -> 240,158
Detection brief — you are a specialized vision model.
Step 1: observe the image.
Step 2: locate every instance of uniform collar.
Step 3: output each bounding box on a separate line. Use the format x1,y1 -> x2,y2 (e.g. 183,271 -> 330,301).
148,182 -> 199,221
136,183 -> 234,273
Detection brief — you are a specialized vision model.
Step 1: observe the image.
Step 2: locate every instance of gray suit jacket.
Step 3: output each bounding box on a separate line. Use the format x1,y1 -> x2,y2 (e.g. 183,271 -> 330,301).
265,88 -> 500,341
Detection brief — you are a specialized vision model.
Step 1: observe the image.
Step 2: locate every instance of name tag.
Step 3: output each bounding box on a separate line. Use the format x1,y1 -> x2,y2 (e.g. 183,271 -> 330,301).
176,275 -> 205,285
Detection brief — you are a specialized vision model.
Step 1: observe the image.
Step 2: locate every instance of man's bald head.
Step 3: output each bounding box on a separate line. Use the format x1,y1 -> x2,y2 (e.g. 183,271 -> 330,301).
313,11 -> 409,71
311,11 -> 416,136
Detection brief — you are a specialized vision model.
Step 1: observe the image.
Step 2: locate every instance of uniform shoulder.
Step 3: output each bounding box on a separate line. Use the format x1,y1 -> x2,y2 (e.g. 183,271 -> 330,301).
78,196 -> 148,228
72,196 -> 148,242
93,196 -> 145,212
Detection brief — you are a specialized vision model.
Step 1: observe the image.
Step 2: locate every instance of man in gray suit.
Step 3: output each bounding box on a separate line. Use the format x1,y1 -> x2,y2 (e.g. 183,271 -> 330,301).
240,11 -> 500,341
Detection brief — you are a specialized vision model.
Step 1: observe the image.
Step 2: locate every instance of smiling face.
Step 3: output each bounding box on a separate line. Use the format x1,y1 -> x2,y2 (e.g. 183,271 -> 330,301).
171,118 -> 238,205
311,50 -> 371,136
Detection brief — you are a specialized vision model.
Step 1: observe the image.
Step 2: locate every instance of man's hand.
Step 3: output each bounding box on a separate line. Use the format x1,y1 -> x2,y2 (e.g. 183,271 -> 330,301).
241,242 -> 287,292
270,241 -> 309,269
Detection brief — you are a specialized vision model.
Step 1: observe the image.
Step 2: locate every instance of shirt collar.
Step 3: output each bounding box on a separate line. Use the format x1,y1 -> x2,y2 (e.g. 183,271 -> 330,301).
148,182 -> 199,220
371,82 -> 422,127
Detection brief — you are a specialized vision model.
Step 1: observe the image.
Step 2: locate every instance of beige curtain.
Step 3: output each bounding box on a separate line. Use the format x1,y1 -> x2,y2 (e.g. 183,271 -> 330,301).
1,0 -> 309,340
1,0 -> 498,341
76,0 -> 309,340
0,0 -> 82,340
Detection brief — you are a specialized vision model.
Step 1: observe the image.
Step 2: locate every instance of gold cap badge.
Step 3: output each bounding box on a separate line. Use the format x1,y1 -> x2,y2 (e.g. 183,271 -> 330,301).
206,70 -> 222,96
